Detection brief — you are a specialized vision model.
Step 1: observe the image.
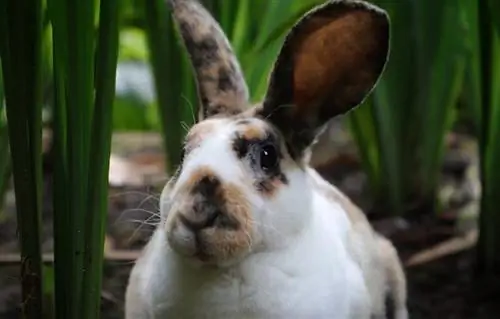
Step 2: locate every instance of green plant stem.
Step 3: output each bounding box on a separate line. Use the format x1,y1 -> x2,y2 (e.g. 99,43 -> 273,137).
81,0 -> 122,317
0,65 -> 12,217
477,0 -> 500,274
144,0 -> 187,172
65,1 -> 96,317
0,0 -> 44,317
48,0 -> 97,316
48,0 -> 71,314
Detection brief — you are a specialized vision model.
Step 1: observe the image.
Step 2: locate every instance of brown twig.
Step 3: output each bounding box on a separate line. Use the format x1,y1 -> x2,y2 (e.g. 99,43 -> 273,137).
404,229 -> 478,268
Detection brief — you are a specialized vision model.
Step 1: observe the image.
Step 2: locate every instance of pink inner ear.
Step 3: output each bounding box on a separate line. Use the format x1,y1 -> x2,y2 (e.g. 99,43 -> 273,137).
292,9 -> 387,120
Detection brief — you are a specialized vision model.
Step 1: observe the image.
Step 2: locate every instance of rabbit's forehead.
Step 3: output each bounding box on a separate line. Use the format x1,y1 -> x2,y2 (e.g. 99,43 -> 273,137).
185,116 -> 275,154
176,116 -> 288,192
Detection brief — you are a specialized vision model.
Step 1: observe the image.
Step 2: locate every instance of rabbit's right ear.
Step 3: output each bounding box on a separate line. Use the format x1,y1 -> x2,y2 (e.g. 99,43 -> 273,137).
259,0 -> 390,160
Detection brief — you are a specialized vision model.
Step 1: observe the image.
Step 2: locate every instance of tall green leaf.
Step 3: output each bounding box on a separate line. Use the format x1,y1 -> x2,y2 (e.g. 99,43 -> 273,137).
348,0 -> 468,216
144,0 -> 195,172
47,0 -> 70,315
0,0 -> 45,317
81,0 -> 122,317
0,64 -> 12,216
49,0 -> 101,317
476,0 -> 500,274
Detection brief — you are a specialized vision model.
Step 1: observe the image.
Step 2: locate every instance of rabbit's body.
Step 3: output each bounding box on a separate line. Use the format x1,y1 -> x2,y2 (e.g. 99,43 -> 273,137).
126,0 -> 408,318
127,164 -> 406,319
127,168 -> 379,319
127,206 -> 364,318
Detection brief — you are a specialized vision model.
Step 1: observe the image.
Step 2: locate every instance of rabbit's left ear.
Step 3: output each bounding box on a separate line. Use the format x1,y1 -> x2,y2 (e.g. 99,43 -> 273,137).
259,0 -> 390,159
168,0 -> 249,121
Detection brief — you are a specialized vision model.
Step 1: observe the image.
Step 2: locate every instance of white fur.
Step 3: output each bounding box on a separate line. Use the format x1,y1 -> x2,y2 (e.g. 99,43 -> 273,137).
128,177 -> 367,318
125,120 -> 406,319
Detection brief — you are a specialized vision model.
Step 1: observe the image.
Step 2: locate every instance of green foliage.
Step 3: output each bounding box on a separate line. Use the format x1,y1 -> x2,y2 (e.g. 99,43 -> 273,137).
143,0 -> 195,172
112,97 -> 153,131
0,66 -> 12,217
0,0 -> 45,317
347,0 -> 469,216
475,0 -> 500,274
48,0 -> 121,318
119,27 -> 149,61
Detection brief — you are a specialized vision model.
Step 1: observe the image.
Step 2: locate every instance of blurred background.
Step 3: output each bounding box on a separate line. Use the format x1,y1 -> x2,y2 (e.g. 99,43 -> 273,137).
0,0 -> 499,318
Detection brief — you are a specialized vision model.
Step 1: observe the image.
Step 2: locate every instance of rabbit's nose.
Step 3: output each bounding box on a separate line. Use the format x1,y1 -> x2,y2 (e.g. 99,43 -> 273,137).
176,173 -> 225,232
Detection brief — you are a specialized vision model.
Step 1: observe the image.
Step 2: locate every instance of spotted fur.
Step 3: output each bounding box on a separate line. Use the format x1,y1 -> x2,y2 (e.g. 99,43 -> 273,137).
168,0 -> 249,120
126,1 -> 407,318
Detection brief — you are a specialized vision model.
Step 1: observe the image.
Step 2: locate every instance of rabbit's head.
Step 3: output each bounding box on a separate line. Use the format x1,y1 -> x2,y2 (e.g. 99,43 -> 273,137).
162,0 -> 390,266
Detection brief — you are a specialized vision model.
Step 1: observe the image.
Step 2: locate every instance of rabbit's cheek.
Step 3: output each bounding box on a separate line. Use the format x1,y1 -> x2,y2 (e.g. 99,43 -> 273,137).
165,217 -> 197,257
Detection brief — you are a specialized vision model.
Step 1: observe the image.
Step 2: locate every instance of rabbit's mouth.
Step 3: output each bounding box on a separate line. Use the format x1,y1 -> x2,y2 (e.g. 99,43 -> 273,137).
165,166 -> 255,265
166,217 -> 253,266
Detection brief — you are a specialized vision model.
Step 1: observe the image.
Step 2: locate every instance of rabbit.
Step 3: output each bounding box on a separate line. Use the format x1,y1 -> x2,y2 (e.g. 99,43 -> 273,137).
125,0 -> 408,318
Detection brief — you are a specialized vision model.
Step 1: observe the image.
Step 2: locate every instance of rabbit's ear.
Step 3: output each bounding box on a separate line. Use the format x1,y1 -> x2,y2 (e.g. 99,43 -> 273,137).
259,0 -> 390,159
169,0 -> 249,121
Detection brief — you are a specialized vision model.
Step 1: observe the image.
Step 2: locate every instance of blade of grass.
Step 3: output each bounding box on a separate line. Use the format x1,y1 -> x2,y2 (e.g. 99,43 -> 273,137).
418,0 -> 467,200
348,98 -> 381,198
0,0 -> 45,317
210,0 -> 238,37
462,0 -> 481,132
251,0 -> 323,55
0,116 -> 11,216
81,0 -> 122,317
47,0 -> 71,315
477,0 -> 500,274
48,0 -> 96,316
0,65 -> 12,216
229,0 -> 250,56
370,78 -> 404,215
144,0 -> 189,172
477,0 -> 493,273
64,0 -> 96,316
347,0 -> 468,216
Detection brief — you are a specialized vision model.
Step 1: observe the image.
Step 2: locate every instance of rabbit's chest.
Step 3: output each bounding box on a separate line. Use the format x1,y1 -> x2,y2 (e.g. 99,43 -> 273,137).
155,270 -> 348,318
151,251 -> 369,319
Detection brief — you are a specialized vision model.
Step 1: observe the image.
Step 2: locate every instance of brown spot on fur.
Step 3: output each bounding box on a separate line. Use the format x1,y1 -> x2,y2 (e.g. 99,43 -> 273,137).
255,174 -> 288,198
169,165 -> 253,263
169,0 -> 249,120
240,124 -> 266,141
184,121 -> 216,153
180,166 -> 215,191
196,182 -> 253,261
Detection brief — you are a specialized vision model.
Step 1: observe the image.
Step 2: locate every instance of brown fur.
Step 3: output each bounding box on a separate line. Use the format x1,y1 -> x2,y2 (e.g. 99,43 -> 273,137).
166,166 -> 253,263
292,10 -> 388,117
238,123 -> 266,141
180,166 -> 215,190
184,120 -> 217,153
196,182 -> 253,261
259,0 -> 389,158
169,0 -> 249,119
255,174 -> 288,198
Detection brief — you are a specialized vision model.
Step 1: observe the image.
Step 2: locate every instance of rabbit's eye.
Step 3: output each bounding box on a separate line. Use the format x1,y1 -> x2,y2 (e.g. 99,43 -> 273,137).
259,143 -> 278,172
